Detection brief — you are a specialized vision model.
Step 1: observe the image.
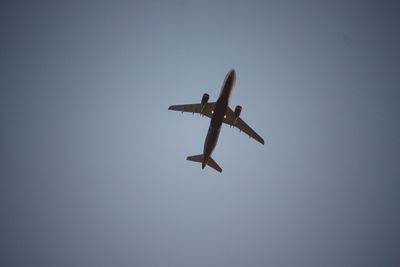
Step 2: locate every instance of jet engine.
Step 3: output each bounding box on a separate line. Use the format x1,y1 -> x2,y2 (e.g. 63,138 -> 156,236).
232,105 -> 242,126
201,93 -> 209,105
234,105 -> 242,118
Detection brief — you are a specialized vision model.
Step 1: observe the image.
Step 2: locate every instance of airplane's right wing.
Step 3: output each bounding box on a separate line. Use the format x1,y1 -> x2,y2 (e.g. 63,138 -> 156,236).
224,107 -> 265,145
168,102 -> 216,118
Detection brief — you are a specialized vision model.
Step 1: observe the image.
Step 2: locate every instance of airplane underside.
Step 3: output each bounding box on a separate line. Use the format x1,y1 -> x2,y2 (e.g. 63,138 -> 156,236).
168,69 -> 265,173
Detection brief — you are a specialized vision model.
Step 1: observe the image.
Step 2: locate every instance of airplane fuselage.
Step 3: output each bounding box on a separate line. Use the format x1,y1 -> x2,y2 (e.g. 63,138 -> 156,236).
202,69 -> 236,169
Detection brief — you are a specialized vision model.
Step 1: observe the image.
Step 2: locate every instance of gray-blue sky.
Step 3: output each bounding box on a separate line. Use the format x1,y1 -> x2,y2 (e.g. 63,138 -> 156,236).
1,1 -> 399,266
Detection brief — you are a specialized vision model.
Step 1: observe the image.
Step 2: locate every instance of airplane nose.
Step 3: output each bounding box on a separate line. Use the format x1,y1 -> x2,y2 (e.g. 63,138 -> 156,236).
230,69 -> 236,79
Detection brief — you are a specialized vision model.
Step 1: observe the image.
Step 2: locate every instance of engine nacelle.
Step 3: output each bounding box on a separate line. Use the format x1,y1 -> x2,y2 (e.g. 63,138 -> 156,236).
234,105 -> 242,118
201,93 -> 209,105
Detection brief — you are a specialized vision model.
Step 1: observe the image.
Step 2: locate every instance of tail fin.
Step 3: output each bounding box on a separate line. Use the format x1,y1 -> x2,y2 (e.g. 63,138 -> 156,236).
186,154 -> 222,173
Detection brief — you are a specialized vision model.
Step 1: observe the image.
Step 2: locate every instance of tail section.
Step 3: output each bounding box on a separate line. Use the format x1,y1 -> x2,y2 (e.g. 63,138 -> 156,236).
186,154 -> 222,173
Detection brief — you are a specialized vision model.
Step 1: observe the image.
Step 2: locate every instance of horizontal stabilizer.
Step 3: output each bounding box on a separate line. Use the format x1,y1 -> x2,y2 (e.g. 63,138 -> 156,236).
186,154 -> 222,173
187,154 -> 203,163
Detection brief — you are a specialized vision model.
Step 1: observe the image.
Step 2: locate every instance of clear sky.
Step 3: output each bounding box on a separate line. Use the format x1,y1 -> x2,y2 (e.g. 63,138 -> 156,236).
1,1 -> 399,266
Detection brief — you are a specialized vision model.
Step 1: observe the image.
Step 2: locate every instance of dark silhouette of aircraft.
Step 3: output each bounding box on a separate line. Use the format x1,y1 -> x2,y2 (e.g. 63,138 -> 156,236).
168,69 -> 265,173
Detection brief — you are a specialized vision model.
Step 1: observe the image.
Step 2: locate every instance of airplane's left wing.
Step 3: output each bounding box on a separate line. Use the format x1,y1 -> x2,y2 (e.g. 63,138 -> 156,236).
224,107 -> 265,145
168,102 -> 216,118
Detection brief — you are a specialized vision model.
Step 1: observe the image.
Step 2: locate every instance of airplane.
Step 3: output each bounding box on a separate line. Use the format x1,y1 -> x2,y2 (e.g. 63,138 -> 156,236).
168,69 -> 265,173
